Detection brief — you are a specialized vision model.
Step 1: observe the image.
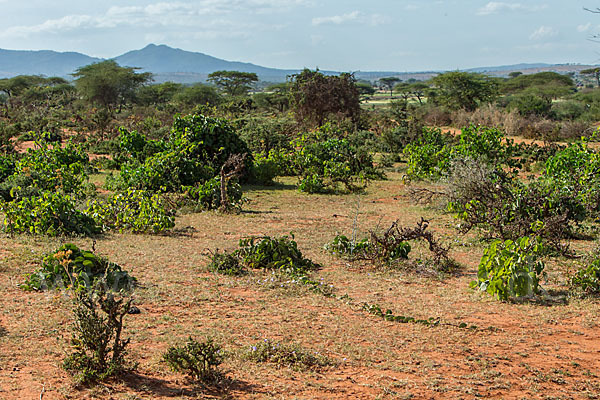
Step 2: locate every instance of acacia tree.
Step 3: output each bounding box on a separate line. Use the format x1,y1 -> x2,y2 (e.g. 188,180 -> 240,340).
379,77 -> 401,98
73,60 -> 152,113
288,69 -> 360,127
432,71 -> 498,112
207,71 -> 258,96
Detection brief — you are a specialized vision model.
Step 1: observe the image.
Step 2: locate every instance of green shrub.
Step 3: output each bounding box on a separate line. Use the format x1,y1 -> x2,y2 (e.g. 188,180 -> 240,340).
248,152 -> 279,185
86,189 -> 175,234
570,256 -> 600,296
163,337 -> 223,382
206,251 -> 245,276
245,339 -> 331,371
236,234 -> 319,276
403,127 -> 451,180
63,285 -> 133,385
109,114 -> 251,192
1,191 -> 100,236
290,130 -> 382,193
182,177 -> 244,212
22,243 -> 136,292
472,236 -> 546,301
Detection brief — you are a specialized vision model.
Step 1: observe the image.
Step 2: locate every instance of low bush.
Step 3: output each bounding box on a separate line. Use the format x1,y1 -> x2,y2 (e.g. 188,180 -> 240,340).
182,177 -> 244,212
163,337 -> 224,382
206,251 -> 245,276
570,249 -> 600,296
245,339 -> 331,371
471,236 -> 546,301
86,189 -> 175,234
0,191 -> 100,236
22,243 -> 136,291
63,284 -> 133,385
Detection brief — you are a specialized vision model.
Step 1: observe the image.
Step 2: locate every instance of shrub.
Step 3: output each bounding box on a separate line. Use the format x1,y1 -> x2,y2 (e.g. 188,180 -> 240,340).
290,130 -> 382,193
0,191 -> 100,236
206,251 -> 245,276
163,337 -> 223,382
245,339 -> 331,371
22,243 -> 136,291
403,126 -> 451,180
182,177 -> 244,212
472,236 -> 546,301
570,248 -> 600,296
248,152 -> 280,185
86,189 -> 175,234
236,234 -> 319,276
63,284 -> 133,385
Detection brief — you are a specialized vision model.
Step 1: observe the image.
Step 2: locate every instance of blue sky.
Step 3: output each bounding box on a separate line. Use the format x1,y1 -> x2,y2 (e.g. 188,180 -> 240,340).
0,1 -> 598,71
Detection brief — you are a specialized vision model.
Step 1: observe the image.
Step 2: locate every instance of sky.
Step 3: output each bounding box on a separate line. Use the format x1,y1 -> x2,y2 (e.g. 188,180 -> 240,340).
0,1 -> 599,72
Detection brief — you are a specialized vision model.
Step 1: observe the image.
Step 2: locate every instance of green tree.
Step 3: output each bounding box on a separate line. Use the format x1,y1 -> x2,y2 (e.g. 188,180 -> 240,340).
173,84 -> 221,106
379,77 -> 401,98
432,71 -> 498,111
581,68 -> 600,87
288,69 -> 360,127
500,71 -> 574,100
72,60 -> 152,113
135,82 -> 182,106
207,70 -> 259,96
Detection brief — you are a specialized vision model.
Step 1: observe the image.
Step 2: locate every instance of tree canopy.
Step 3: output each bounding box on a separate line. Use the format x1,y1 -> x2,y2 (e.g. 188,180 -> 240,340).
288,69 -> 360,127
432,71 -> 498,112
72,60 -> 152,112
207,70 -> 258,96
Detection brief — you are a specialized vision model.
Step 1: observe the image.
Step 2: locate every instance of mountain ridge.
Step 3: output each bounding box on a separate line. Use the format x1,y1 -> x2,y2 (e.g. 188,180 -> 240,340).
0,44 -> 596,83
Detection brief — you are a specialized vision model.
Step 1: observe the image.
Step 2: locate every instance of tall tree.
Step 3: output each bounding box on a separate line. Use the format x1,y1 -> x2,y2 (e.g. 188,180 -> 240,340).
72,60 -> 152,112
432,71 -> 498,111
288,69 -> 360,127
379,77 -> 401,98
207,71 -> 258,96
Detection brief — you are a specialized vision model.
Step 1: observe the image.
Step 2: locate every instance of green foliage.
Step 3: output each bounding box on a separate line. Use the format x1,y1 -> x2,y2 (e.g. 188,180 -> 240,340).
570,248 -> 600,296
183,177 -> 244,211
236,234 -> 319,276
1,191 -> 100,236
172,84 -> 222,107
508,94 -> 552,117
117,127 -> 165,163
245,339 -> 331,371
290,127 -> 382,193
22,243 -> 135,292
86,189 -> 175,234
248,152 -> 280,185
73,60 -> 152,112
208,70 -> 258,96
63,285 -> 132,385
109,114 -> 251,192
403,127 -> 451,180
472,237 -> 546,301
432,71 -> 499,111
325,234 -> 410,264
1,140 -> 93,201
206,251 -> 245,276
163,337 -> 223,382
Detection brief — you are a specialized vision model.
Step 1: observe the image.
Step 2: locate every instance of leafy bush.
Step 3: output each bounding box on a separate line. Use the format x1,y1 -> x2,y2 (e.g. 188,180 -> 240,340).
403,127 -> 451,180
108,114 -> 251,192
471,236 -> 546,301
447,157 -> 584,251
206,251 -> 245,276
245,339 -> 331,371
183,177 -> 244,212
236,234 -> 319,276
22,243 -> 136,291
86,189 -> 175,234
163,337 -> 223,382
63,284 -> 133,385
570,250 -> 600,296
290,128 -> 382,193
248,152 -> 280,185
1,191 -> 100,236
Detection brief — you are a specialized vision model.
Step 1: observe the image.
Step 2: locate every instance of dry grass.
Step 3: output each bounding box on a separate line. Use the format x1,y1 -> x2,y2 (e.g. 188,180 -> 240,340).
0,171 -> 599,399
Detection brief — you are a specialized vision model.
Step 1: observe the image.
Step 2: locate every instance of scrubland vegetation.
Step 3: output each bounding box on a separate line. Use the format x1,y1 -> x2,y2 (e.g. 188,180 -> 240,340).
0,63 -> 599,399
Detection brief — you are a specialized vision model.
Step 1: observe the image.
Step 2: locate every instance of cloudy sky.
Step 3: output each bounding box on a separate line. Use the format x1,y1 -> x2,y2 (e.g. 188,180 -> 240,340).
0,1 -> 599,71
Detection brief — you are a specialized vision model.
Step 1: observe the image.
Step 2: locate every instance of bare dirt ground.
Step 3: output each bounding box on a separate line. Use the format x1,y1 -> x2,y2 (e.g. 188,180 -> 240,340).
1,172 -> 599,400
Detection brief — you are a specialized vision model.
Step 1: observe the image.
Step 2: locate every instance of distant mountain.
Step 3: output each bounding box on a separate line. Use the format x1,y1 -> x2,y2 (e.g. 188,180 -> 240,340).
0,49 -> 100,78
0,44 -> 597,83
114,44 -> 297,82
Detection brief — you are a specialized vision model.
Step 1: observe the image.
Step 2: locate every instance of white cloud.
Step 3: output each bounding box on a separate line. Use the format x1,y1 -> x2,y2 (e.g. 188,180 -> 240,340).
477,2 -> 546,16
578,23 -> 592,33
529,25 -> 557,40
312,11 -> 360,26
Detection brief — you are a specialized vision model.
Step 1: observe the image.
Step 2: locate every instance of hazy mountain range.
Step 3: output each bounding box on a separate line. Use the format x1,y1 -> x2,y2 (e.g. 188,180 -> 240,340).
0,44 -> 596,83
